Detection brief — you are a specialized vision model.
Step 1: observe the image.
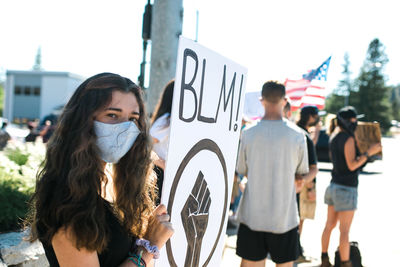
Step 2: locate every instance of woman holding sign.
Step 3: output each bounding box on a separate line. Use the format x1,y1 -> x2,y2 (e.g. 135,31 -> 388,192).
27,73 -> 173,267
320,106 -> 381,267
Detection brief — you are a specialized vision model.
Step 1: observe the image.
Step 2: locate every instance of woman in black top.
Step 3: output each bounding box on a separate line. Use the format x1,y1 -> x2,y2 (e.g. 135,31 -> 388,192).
320,107 -> 381,267
27,73 -> 174,266
295,105 -> 319,263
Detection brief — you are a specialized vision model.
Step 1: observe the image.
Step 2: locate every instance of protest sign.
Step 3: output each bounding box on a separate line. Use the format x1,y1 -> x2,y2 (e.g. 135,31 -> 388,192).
243,91 -> 263,120
355,121 -> 383,159
159,36 -> 247,267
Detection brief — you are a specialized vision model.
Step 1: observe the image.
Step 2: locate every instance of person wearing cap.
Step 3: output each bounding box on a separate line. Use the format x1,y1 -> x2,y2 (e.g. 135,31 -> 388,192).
320,106 -> 382,267
295,106 -> 320,263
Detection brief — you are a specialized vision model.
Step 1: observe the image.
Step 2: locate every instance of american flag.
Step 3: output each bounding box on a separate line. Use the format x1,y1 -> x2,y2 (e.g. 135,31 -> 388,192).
285,56 -> 331,111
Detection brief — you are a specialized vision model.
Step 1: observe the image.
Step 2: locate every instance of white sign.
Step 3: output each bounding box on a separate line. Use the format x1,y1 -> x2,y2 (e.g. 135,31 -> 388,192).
159,36 -> 247,267
243,91 -> 263,120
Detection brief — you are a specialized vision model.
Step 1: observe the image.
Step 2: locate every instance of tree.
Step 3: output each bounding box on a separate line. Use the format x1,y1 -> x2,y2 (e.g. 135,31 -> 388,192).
325,93 -> 345,115
353,38 -> 392,132
338,52 -> 352,106
326,53 -> 354,114
32,46 -> 43,71
391,85 -> 400,121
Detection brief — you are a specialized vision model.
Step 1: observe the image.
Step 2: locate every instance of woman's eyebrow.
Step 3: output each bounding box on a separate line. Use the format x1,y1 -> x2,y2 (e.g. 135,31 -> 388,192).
105,107 -> 122,112
105,107 -> 139,115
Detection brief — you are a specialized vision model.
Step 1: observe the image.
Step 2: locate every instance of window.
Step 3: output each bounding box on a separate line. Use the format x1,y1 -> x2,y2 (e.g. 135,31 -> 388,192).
33,87 -> 41,96
14,86 -> 22,95
15,85 -> 41,96
24,86 -> 31,95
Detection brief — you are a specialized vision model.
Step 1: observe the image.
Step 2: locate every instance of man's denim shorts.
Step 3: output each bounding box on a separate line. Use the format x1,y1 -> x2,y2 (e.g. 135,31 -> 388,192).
324,182 -> 358,211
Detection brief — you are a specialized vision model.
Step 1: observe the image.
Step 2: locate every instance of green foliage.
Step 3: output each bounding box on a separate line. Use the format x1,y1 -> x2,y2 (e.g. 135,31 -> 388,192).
326,53 -> 354,114
325,93 -> 345,114
391,85 -> 400,121
5,147 -> 29,167
327,39 -> 394,134
0,169 -> 33,232
354,38 -> 392,132
0,143 -> 45,232
338,52 -> 353,104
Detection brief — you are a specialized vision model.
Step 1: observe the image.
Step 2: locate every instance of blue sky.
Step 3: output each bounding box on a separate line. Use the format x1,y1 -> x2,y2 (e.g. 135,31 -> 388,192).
1,0 -> 399,94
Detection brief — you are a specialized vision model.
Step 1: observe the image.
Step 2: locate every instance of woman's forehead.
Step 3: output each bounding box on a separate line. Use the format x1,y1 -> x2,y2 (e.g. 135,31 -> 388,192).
107,91 -> 140,112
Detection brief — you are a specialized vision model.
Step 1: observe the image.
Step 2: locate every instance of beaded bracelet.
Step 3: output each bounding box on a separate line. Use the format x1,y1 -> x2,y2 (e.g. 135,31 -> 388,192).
135,239 -> 160,259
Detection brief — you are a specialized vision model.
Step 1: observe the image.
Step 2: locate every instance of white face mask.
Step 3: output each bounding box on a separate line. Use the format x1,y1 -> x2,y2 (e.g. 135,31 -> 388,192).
93,120 -> 141,163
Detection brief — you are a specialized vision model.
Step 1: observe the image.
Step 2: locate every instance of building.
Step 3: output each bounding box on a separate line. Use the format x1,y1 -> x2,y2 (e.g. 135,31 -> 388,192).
4,70 -> 84,123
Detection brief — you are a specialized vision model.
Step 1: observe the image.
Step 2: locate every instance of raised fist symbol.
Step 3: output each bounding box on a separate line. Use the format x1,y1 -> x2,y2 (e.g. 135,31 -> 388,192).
181,171 -> 212,267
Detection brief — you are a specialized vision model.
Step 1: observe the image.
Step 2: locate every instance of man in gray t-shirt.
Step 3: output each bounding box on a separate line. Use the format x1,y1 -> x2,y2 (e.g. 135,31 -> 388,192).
235,81 -> 308,267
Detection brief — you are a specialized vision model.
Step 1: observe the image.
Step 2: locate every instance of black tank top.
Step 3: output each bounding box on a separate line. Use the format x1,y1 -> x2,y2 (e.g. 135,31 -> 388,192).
42,201 -> 135,267
329,131 -> 360,187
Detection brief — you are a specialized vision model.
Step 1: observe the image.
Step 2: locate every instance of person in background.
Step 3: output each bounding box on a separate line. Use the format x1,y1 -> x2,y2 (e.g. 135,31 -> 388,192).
0,121 -> 11,150
235,81 -> 309,267
283,100 -> 293,121
25,122 -> 39,143
283,101 -> 305,194
28,73 -> 174,267
320,106 -> 381,267
308,109 -> 322,145
229,117 -> 251,228
295,106 -> 319,263
39,120 -> 56,143
150,79 -> 174,201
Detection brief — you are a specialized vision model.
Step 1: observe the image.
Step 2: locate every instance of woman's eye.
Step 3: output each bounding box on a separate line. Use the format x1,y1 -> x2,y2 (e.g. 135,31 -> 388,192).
107,114 -> 117,119
129,117 -> 138,122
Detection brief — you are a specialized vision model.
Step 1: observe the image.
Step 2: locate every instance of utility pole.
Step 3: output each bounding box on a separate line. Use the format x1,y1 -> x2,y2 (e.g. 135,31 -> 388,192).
147,0 -> 183,114
138,0 -> 152,89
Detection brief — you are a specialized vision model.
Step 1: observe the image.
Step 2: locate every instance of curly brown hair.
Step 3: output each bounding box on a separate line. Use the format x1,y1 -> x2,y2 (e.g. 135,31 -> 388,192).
28,73 -> 156,252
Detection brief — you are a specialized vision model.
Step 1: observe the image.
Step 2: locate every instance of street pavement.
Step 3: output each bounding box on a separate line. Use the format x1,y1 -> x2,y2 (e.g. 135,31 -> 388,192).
220,135 -> 400,266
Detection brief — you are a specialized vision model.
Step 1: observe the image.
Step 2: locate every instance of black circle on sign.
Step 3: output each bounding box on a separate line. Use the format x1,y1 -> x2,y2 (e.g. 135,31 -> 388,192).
166,138 -> 228,267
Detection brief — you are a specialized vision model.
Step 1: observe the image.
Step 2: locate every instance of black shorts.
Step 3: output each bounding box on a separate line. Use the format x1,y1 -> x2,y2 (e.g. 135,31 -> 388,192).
236,223 -> 300,263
